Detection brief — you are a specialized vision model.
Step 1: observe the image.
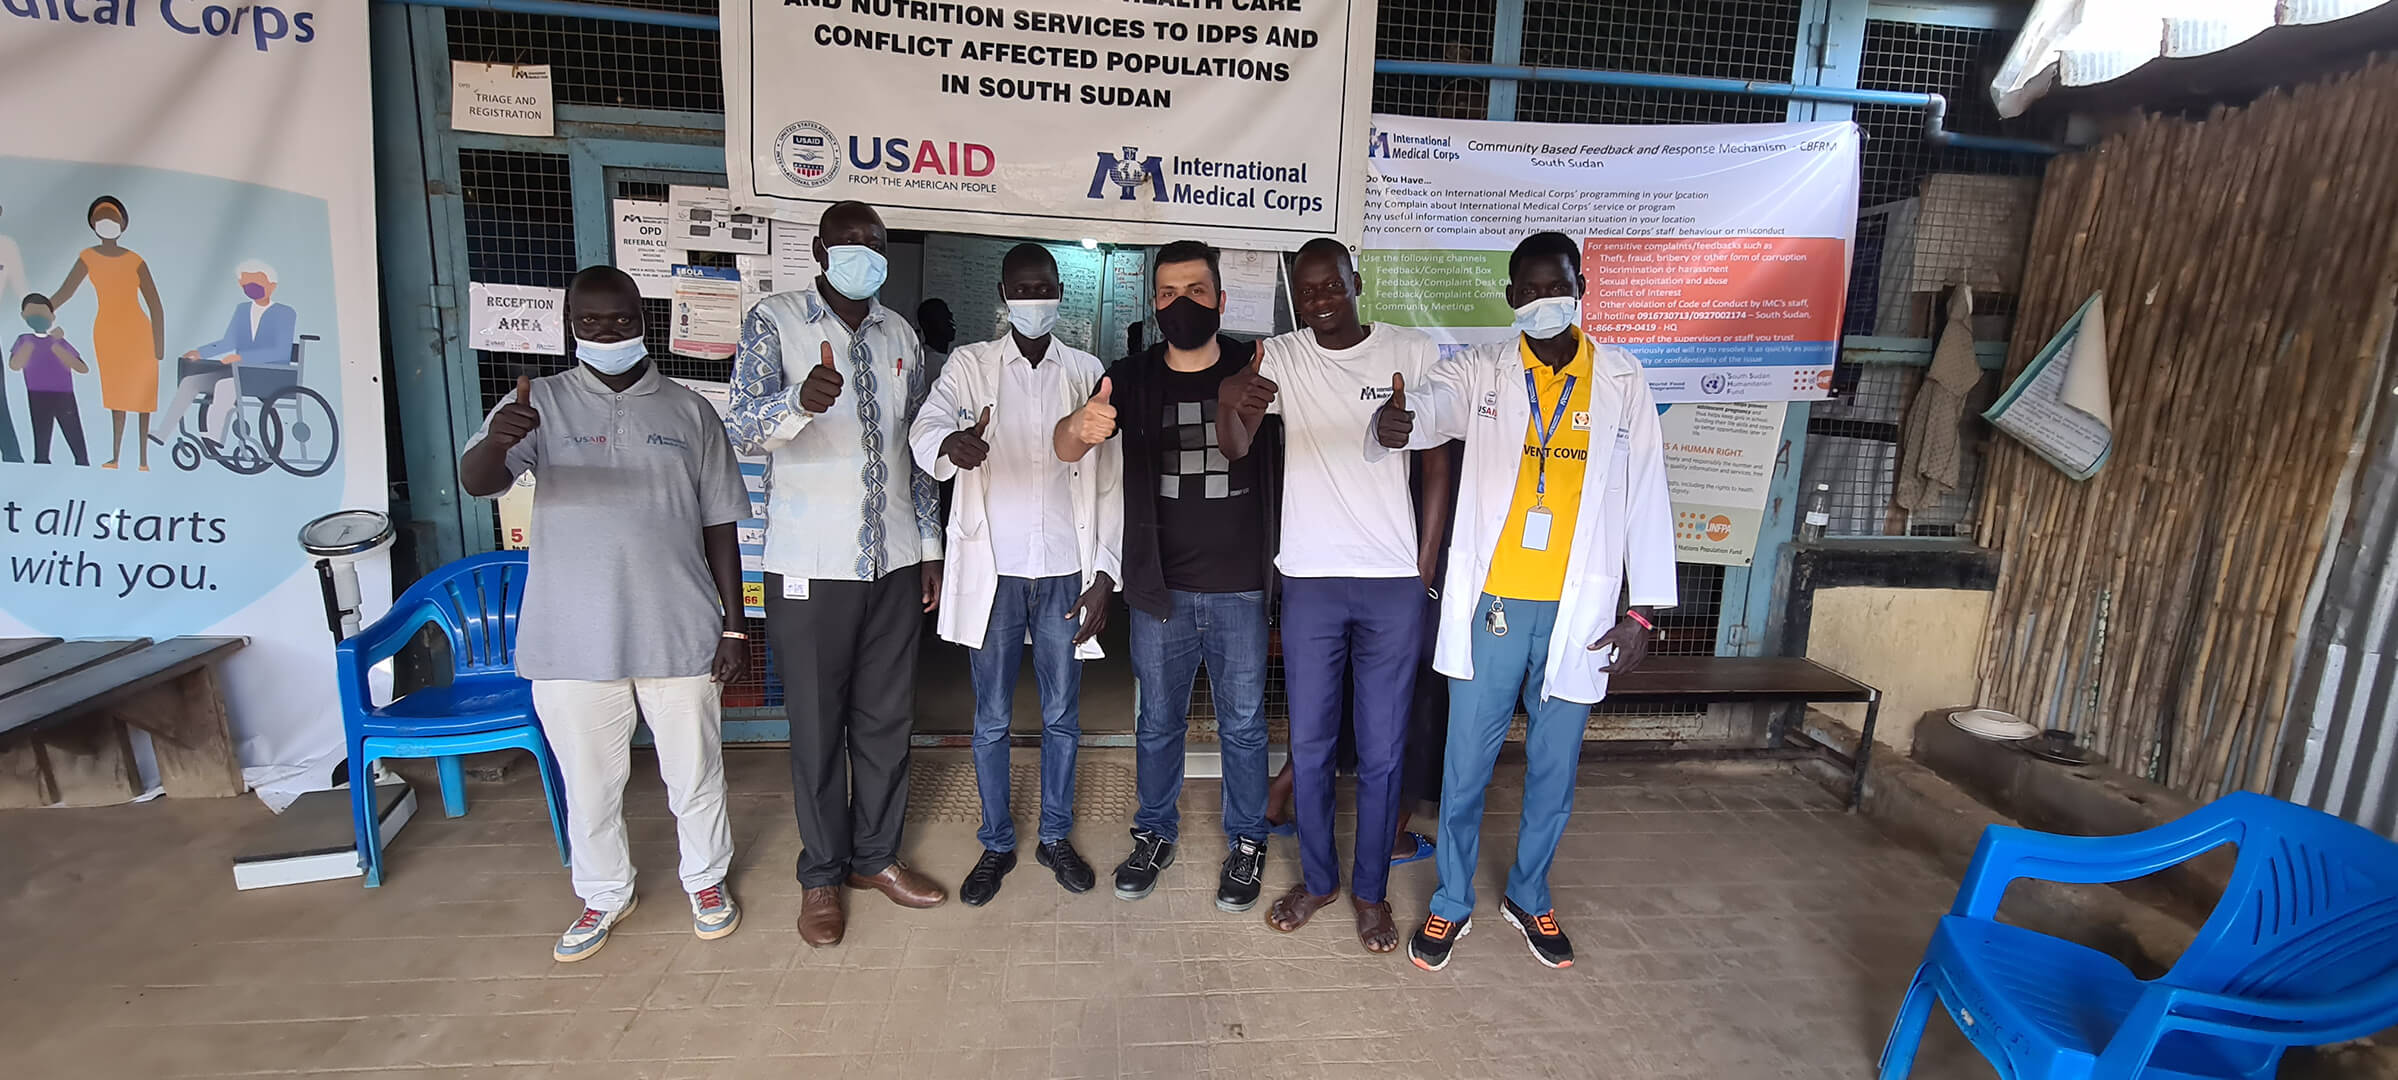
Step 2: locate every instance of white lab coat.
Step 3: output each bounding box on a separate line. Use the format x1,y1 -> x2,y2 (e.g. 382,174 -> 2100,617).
1372,336 -> 1679,703
907,335 -> 1122,658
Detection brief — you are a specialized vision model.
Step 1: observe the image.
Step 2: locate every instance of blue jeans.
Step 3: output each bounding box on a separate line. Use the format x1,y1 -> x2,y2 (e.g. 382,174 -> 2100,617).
1430,594 -> 1591,922
967,574 -> 1084,852
1282,575 -> 1424,903
1127,588 -> 1270,846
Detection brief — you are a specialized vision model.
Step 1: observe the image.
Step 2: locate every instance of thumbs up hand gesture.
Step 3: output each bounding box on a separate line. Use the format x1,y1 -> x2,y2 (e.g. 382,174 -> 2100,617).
1218,350 -> 1277,424
1068,376 -> 1117,447
490,375 -> 542,446
1373,371 -> 1414,449
942,404 -> 994,470
798,340 -> 845,414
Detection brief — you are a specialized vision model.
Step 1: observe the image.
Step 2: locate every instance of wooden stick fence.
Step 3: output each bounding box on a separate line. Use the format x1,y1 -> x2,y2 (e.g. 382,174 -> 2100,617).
1975,58 -> 2398,800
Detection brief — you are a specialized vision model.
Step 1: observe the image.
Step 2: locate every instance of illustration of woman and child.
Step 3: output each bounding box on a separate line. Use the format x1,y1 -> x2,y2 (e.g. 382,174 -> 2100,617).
3,194 -> 313,473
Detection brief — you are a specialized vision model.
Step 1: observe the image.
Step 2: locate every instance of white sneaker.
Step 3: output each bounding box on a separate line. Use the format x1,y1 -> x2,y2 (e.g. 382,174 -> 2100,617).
553,893 -> 637,963
692,882 -> 740,940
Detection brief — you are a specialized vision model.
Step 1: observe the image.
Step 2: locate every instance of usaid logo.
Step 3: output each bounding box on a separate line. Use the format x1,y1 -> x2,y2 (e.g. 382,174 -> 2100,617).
775,121 -> 839,188
1088,146 -> 1165,201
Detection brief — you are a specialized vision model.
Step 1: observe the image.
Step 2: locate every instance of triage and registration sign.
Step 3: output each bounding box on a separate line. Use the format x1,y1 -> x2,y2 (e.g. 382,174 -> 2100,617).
720,0 -> 1378,250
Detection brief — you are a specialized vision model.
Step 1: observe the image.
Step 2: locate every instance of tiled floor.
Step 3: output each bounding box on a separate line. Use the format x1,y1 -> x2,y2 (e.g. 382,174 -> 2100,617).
1,749 -> 1990,1079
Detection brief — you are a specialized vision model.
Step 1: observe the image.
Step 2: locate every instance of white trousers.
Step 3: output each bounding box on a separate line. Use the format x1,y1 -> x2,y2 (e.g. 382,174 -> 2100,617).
532,675 -> 733,912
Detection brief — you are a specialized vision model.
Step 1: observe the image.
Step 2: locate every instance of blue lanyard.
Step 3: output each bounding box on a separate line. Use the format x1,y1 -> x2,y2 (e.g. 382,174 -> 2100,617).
1524,369 -> 1576,497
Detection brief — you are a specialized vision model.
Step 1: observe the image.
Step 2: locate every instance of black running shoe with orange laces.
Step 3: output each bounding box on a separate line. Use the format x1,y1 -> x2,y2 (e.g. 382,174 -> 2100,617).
1501,899 -> 1573,968
1407,912 -> 1471,971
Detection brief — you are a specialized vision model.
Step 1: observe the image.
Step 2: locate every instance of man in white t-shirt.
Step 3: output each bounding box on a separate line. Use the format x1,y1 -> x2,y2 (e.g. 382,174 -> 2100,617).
1217,238 -> 1450,953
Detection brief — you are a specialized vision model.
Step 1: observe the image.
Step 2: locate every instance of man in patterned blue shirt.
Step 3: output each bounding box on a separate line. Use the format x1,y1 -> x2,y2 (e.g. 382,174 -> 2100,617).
729,200 -> 948,947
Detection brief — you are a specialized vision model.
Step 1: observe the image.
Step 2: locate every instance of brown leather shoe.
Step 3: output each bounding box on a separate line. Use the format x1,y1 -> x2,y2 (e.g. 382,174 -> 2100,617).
797,886 -> 844,947
846,861 -> 947,909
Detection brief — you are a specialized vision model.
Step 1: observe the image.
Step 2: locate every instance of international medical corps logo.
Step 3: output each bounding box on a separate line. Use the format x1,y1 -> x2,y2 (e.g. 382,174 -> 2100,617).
1088,146 -> 1164,201
775,120 -> 839,188
1366,126 -> 1389,158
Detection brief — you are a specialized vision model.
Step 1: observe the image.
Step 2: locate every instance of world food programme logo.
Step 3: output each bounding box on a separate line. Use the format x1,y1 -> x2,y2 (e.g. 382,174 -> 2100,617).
1087,146 -> 1164,201
776,121 -> 838,188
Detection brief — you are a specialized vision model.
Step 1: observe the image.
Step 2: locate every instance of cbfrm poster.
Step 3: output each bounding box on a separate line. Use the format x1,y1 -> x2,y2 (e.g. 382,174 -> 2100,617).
1361,115 -> 1861,403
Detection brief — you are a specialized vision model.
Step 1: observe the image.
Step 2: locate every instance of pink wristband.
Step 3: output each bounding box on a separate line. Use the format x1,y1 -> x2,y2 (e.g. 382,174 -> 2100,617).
1625,610 -> 1654,631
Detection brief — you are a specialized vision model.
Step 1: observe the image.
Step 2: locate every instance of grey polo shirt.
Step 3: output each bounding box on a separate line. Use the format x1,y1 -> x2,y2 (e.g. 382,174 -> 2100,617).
466,364 -> 749,682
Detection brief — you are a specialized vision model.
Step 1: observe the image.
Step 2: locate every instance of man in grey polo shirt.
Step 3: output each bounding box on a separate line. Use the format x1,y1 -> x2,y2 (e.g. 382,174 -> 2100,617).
461,266 -> 752,963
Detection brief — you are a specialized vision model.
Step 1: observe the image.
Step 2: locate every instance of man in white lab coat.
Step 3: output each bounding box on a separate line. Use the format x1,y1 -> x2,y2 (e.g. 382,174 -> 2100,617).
908,243 -> 1122,907
1371,231 -> 1679,973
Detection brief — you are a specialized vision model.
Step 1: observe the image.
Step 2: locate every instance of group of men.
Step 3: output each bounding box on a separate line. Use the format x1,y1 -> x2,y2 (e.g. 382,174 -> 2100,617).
459,199 -> 1677,974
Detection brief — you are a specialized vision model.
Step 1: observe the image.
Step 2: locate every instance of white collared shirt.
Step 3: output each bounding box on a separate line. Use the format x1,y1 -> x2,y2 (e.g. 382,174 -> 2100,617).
728,287 -> 942,583
978,337 -> 1081,579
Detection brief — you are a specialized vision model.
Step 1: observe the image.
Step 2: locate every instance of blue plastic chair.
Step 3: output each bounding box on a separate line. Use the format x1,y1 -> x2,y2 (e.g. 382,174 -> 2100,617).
1879,791 -> 2398,1079
335,550 -> 568,887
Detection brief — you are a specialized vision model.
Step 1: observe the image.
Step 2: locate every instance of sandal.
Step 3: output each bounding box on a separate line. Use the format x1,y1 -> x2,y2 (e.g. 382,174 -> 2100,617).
1389,831 -> 1436,866
1265,883 -> 1338,933
1354,898 -> 1398,953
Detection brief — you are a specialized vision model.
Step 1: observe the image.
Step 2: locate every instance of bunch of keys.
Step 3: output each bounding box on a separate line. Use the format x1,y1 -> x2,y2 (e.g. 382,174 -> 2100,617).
1484,596 -> 1508,637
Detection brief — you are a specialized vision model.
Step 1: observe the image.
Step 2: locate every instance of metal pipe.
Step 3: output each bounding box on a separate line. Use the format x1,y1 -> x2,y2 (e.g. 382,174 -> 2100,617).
379,0 -> 2062,154
388,0 -> 718,31
1377,59 -> 2061,155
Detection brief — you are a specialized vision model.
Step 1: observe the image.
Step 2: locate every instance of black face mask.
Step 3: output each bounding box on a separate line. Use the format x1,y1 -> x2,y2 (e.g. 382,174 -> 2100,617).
1154,296 -> 1221,351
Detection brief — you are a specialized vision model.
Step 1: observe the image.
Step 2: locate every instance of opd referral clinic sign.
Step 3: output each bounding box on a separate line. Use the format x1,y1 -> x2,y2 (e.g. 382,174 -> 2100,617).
722,0 -> 1378,250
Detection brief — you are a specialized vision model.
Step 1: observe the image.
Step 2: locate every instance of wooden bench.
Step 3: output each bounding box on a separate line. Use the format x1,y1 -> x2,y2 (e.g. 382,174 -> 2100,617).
1607,656 -> 1883,809
0,636 -> 249,808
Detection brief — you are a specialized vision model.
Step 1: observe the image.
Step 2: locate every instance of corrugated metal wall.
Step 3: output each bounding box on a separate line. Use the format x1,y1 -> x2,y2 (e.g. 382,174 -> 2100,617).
2276,333 -> 2398,839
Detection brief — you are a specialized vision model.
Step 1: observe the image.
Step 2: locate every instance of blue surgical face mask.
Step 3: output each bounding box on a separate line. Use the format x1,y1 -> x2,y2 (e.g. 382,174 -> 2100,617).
575,336 -> 648,375
1512,295 -> 1580,340
1005,299 -> 1059,340
823,245 -> 888,301
25,314 -> 52,334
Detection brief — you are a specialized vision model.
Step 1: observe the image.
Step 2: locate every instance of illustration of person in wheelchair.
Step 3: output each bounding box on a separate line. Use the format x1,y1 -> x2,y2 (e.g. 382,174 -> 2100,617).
152,259 -> 339,477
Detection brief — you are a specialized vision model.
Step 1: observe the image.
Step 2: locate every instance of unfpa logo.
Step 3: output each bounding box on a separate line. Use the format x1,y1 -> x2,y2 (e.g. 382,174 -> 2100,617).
1088,146 -> 1165,201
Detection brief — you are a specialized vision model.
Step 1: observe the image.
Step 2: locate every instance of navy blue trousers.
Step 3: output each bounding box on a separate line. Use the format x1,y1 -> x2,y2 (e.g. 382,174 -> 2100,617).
1281,575 -> 1425,903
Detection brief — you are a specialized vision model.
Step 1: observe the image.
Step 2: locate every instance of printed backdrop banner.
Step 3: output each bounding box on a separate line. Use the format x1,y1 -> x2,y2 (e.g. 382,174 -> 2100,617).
722,0 -> 1376,250
1361,115 -> 1861,403
0,7 -> 388,804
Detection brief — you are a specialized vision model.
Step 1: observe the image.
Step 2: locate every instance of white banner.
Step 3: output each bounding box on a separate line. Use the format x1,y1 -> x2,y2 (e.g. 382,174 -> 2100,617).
722,0 -> 1377,250
1360,115 -> 1861,403
0,7 -> 389,801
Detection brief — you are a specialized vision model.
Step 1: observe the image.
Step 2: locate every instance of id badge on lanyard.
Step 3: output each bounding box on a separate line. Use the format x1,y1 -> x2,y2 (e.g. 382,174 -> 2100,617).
1521,370 -> 1575,553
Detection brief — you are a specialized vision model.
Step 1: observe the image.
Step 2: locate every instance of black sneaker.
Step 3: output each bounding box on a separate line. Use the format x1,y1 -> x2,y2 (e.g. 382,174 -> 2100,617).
1035,839 -> 1096,894
960,848 -> 1016,907
1501,899 -> 1574,968
1215,836 -> 1266,912
1408,913 -> 1471,972
1112,828 -> 1175,901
